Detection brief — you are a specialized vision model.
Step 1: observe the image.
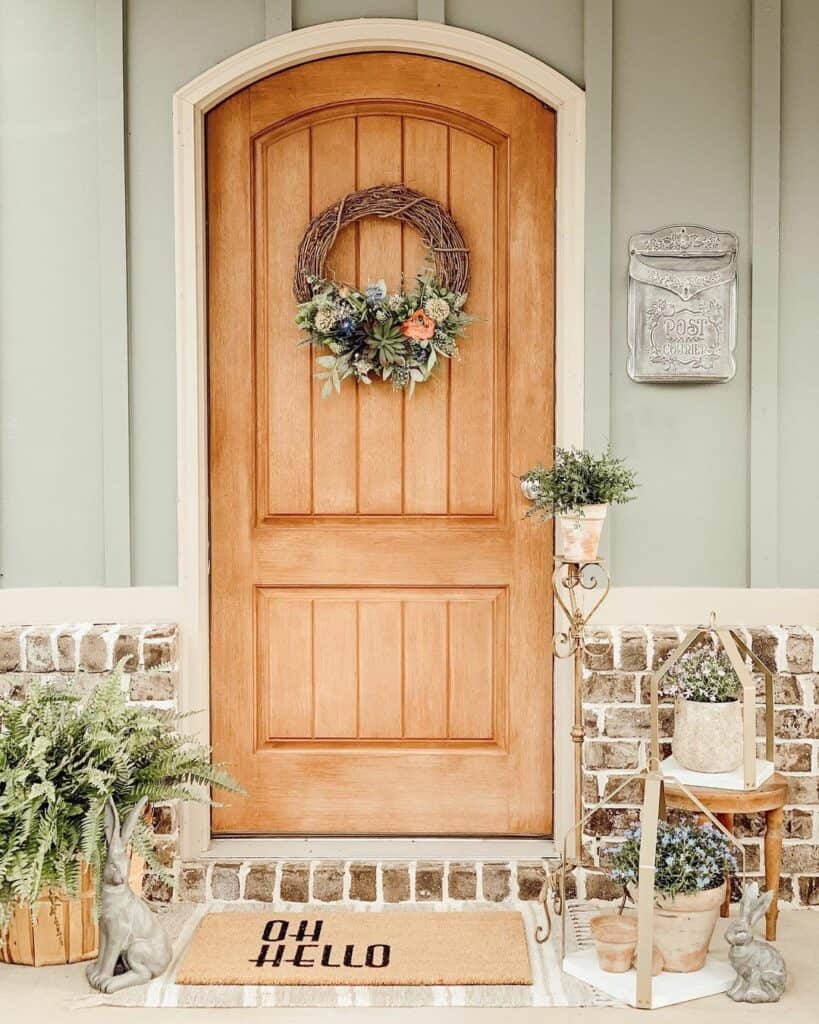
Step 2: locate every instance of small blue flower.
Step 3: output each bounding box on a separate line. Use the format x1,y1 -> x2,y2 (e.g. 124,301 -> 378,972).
336,317 -> 356,338
365,279 -> 387,304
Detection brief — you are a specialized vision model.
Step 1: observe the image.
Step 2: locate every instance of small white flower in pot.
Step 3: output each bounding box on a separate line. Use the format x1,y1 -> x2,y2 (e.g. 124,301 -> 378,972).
520,446 -> 637,562
609,821 -> 738,973
662,644 -> 743,773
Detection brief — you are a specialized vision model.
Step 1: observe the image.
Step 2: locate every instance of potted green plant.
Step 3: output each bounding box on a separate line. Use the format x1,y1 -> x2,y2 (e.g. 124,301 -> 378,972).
520,446 -> 637,561
609,821 -> 737,973
0,671 -> 242,966
662,644 -> 743,773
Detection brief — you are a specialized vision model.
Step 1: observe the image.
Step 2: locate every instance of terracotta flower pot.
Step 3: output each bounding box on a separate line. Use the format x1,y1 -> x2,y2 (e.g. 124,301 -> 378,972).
673,698 -> 742,773
636,882 -> 726,973
589,913 -> 638,972
557,503 -> 608,562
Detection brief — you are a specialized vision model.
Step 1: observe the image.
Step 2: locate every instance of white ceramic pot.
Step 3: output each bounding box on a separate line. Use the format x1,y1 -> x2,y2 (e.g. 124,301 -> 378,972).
672,697 -> 743,773
636,882 -> 726,973
556,503 -> 608,562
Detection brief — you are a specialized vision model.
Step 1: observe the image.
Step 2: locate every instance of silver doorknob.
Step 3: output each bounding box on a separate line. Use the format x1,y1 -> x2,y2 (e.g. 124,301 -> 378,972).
520,478 -> 542,501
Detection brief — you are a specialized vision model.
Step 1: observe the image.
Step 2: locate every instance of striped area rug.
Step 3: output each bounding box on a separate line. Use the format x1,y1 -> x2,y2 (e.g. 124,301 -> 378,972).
81,899 -> 613,1009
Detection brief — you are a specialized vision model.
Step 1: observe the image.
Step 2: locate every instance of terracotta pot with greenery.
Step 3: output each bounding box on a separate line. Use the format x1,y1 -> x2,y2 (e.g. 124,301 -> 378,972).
0,672 -> 242,966
609,821 -> 738,973
520,445 -> 637,561
662,642 -> 743,773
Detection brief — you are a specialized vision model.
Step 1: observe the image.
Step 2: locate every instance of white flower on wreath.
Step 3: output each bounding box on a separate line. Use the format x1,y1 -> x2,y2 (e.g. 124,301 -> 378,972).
423,296 -> 451,323
313,306 -> 339,333
387,293 -> 404,311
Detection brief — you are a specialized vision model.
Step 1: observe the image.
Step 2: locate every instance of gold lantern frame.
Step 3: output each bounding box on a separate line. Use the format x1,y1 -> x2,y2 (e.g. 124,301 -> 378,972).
540,614 -> 770,1008
650,618 -> 775,790
543,768 -> 748,1010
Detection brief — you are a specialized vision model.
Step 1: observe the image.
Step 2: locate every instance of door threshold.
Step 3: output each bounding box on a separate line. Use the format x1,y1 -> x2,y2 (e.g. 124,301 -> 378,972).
205,837 -> 558,861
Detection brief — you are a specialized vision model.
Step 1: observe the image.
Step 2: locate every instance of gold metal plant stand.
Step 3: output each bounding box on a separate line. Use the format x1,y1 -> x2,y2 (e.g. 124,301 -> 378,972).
551,557 -> 611,845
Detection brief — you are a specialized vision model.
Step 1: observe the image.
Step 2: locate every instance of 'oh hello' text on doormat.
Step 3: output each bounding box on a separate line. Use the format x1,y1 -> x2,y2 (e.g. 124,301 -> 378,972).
175,911 -> 532,986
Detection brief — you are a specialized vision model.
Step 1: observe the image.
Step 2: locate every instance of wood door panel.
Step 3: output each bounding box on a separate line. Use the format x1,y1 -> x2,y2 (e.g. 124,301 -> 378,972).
256,129 -> 312,516
402,117 -> 450,515
209,54 -> 554,836
254,108 -> 505,520
310,117 -> 358,515
255,587 -> 506,744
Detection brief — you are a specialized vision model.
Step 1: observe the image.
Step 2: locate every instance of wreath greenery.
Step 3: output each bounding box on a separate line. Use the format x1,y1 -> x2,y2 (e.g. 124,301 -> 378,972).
293,185 -> 473,397
296,272 -> 473,397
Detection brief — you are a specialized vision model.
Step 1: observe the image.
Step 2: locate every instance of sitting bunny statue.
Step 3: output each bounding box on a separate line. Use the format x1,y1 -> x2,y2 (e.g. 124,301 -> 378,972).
86,797 -> 172,993
725,882 -> 787,1003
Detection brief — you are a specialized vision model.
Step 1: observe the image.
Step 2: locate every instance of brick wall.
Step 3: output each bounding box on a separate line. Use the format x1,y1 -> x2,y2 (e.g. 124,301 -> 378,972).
3,620 -> 818,911
582,626 -> 819,907
0,623 -> 180,901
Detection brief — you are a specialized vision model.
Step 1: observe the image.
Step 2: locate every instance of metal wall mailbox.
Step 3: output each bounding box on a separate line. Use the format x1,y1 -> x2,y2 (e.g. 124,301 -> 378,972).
627,225 -> 738,383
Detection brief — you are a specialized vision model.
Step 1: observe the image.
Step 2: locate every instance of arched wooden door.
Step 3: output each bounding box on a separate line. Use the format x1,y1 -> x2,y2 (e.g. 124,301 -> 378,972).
208,53 -> 554,836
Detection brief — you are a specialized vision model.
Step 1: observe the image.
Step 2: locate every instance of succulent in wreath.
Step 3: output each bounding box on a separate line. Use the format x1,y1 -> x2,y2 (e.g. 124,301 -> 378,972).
368,318 -> 406,367
296,269 -> 474,398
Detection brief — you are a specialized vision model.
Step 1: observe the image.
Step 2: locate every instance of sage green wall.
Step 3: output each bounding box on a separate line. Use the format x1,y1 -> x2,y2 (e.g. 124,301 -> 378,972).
0,0 -> 106,585
608,0 -> 752,585
1,0 -> 816,588
779,0 -> 819,587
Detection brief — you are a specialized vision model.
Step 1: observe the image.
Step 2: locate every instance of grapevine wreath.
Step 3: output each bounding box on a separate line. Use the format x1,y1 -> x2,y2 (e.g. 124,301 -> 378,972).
294,184 -> 473,397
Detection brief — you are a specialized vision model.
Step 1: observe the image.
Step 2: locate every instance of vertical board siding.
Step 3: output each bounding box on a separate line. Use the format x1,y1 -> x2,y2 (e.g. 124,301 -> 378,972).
779,0 -> 819,585
749,0 -> 782,586
264,0 -> 292,36
609,0 -> 752,586
258,590 -> 502,741
18,1 -> 815,589
95,0 -> 132,585
582,0 -> 613,563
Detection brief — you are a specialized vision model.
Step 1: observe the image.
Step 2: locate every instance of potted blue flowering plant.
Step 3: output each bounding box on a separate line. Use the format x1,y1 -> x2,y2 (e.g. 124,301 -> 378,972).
608,821 -> 738,973
662,643 -> 743,773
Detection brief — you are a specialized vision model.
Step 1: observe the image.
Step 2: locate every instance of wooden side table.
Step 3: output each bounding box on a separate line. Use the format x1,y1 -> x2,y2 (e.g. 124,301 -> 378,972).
663,772 -> 788,941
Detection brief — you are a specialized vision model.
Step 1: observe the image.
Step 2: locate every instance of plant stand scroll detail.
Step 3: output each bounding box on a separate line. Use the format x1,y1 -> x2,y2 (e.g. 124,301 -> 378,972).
551,557 -> 611,849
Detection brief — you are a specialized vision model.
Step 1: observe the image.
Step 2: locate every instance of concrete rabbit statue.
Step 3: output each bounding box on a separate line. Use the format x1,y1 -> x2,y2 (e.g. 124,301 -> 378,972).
725,881 -> 787,1003
86,796 -> 172,993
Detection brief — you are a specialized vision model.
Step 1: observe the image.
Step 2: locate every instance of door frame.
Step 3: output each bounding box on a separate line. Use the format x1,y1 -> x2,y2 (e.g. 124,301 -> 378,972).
173,18 -> 585,859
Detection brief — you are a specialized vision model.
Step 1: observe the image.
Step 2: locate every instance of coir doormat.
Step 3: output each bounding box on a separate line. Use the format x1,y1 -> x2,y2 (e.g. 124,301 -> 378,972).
176,910 -> 532,987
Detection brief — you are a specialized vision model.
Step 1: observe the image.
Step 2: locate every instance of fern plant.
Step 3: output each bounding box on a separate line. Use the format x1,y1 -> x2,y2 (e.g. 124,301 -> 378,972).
0,669 -> 243,938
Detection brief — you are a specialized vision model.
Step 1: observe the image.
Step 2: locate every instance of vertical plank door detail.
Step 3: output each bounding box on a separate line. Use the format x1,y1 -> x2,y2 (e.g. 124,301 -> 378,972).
210,54 -> 554,835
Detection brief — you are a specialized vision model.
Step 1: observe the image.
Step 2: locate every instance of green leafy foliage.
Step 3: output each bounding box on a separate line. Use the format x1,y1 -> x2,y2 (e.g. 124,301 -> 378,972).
609,821 -> 738,898
521,445 -> 638,518
0,669 -> 243,937
661,642 -> 741,703
295,267 -> 473,398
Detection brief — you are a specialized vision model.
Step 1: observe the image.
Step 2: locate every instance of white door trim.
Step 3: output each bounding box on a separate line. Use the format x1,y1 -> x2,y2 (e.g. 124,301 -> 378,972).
173,18 -> 586,858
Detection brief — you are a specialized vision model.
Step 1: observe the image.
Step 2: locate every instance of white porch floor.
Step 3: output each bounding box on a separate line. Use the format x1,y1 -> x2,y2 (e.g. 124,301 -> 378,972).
3,911 -> 818,1021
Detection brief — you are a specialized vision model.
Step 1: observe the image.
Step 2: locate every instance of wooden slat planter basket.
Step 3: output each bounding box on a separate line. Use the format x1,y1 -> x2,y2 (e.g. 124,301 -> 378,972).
0,865 -> 98,967
0,855 -> 145,967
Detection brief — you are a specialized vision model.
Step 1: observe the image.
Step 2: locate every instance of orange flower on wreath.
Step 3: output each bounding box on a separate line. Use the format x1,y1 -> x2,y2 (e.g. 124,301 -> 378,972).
400,309 -> 436,341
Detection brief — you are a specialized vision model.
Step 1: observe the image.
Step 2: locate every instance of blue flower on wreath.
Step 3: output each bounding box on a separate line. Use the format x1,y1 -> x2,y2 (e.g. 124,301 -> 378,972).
335,317 -> 356,338
365,279 -> 387,304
